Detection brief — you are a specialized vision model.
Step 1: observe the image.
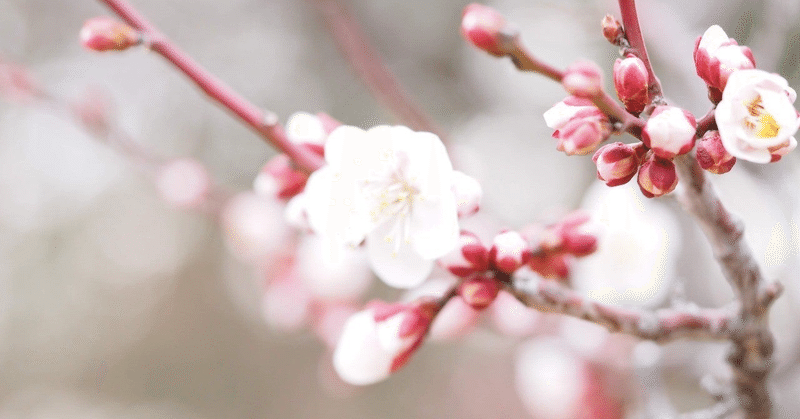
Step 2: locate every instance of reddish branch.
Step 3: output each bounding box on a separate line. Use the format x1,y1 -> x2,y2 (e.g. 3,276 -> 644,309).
97,0 -> 325,174
505,278 -> 734,343
310,0 -> 447,141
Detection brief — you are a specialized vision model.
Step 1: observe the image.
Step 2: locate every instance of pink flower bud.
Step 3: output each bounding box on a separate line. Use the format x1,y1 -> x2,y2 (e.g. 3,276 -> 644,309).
528,252 -> 571,280
693,25 -> 756,95
557,213 -> 599,257
556,110 -> 612,156
461,4 -> 515,57
562,61 -> 604,99
80,17 -> 140,52
253,154 -> 309,200
642,106 -> 697,158
592,142 -> 644,186
451,171 -> 482,217
695,130 -> 736,174
333,299 -> 435,385
458,274 -> 501,310
613,55 -> 649,115
438,231 -> 489,277
637,153 -> 678,198
601,15 -> 624,45
490,231 -> 532,274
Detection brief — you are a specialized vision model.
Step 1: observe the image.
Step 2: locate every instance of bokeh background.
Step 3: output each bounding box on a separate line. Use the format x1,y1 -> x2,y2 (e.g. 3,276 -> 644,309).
1,0 -> 800,417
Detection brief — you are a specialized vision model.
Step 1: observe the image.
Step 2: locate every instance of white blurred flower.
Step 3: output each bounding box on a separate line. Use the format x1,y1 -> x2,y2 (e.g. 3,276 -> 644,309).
515,339 -> 583,419
716,69 -> 800,163
295,235 -> 373,301
333,301 -> 433,385
572,182 -> 681,307
304,125 -> 459,288
285,111 -> 327,147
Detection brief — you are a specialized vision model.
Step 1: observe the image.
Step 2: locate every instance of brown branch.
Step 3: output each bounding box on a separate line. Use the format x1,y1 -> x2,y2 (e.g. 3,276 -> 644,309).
505,278 -> 734,343
310,0 -> 448,141
696,108 -> 718,137
674,154 -> 780,419
97,0 -> 325,174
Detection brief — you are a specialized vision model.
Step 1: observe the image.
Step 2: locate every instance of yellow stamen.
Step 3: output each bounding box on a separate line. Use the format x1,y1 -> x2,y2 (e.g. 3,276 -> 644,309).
757,113 -> 780,138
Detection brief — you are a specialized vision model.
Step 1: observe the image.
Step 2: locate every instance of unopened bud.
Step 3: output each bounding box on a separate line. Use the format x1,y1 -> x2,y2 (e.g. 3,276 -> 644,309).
528,253 -> 571,280
696,130 -> 735,174
637,153 -> 678,198
458,274 -> 500,310
694,25 -> 756,95
557,212 -> 598,257
592,142 -> 644,187
490,231 -> 532,274
451,171 -> 482,217
556,110 -> 612,155
253,154 -> 309,200
642,106 -> 697,159
613,55 -> 649,115
80,17 -> 140,52
461,4 -> 515,57
438,231 -> 489,277
562,61 -> 603,99
601,14 -> 624,45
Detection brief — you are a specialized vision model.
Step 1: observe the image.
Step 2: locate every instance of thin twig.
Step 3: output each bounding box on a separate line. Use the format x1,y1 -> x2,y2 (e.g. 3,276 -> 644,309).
97,0 -> 325,173
310,0 -> 448,141
505,278 -> 734,343
617,0 -> 663,100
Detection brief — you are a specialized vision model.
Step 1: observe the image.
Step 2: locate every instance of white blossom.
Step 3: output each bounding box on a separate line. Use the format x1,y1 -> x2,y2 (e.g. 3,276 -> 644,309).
303,125 -> 460,288
716,69 -> 800,163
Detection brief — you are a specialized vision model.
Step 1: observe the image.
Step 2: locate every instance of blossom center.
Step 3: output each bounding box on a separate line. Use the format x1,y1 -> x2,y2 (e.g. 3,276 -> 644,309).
363,168 -> 421,256
744,95 -> 780,139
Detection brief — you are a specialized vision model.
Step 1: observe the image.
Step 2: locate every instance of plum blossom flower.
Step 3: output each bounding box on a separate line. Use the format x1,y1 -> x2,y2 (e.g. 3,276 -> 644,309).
333,299 -> 436,385
303,125 -> 460,288
715,69 -> 800,163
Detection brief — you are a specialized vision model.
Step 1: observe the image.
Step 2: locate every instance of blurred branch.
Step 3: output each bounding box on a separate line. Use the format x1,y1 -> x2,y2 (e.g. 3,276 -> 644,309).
505,278 -> 735,342
97,0 -> 325,173
310,0 -> 448,141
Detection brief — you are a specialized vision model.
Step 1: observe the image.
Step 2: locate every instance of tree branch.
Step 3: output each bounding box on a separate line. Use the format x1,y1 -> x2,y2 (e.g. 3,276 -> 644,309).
505,278 -> 734,343
310,0 -> 448,141
97,0 -> 325,174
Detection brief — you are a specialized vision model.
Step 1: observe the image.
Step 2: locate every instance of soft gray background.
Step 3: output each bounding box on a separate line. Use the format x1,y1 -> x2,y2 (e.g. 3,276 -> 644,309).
1,0 -> 800,417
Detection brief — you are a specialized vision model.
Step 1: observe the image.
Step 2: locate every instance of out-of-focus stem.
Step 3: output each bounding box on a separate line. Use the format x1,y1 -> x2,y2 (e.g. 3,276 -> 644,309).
311,0 -> 448,141
617,0 -> 662,100
505,278 -> 734,342
97,0 -> 325,173
507,42 -> 565,82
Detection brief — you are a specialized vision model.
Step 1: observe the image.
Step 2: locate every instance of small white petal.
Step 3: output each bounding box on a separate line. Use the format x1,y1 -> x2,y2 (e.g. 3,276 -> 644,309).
367,223 -> 434,288
333,310 -> 392,385
698,25 -> 729,51
286,112 -> 326,146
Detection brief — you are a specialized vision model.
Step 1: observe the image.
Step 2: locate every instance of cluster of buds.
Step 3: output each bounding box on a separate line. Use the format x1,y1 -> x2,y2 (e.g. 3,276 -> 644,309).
333,298 -> 438,385
526,211 -> 598,281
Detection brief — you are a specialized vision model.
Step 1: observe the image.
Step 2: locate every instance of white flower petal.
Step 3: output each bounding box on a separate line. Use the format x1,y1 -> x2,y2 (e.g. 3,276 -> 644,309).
286,112 -> 326,146
367,223 -> 434,288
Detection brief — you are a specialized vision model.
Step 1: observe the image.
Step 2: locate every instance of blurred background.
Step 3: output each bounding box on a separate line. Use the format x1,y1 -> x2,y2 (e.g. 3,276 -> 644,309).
1,0 -> 800,417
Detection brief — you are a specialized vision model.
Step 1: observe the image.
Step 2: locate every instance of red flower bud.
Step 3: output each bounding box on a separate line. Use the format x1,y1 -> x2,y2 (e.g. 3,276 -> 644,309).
696,130 -> 736,174
438,231 -> 490,277
458,274 -> 501,310
527,253 -> 571,280
613,55 -> 649,115
592,142 -> 644,186
80,17 -> 140,52
637,153 -> 678,198
253,154 -> 309,200
461,4 -> 515,57
562,61 -> 604,99
693,25 -> 756,96
490,231 -> 532,274
601,14 -> 624,45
